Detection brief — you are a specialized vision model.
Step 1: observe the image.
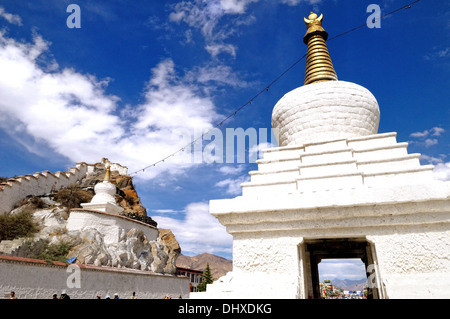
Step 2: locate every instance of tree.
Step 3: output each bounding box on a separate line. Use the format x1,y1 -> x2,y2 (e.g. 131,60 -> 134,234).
197,263 -> 214,292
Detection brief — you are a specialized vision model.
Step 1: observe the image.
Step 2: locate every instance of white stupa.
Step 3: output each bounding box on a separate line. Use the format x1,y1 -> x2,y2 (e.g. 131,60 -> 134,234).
81,165 -> 124,215
191,12 -> 450,299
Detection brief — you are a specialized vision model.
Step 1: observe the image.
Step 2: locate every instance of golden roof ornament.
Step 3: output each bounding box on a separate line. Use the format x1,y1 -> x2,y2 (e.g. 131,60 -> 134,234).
303,12 -> 338,85
104,165 -> 111,182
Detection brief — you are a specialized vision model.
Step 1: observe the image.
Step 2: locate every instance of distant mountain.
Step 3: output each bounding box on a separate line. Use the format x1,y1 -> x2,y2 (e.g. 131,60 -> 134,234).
176,253 -> 232,281
329,278 -> 367,291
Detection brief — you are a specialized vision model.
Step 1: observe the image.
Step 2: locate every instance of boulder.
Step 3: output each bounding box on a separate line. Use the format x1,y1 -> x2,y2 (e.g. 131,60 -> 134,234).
158,229 -> 181,274
66,228 -> 112,266
63,226 -> 180,274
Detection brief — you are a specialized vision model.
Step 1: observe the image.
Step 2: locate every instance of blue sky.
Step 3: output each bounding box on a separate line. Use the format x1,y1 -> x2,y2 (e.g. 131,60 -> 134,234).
0,0 -> 449,276
319,259 -> 367,282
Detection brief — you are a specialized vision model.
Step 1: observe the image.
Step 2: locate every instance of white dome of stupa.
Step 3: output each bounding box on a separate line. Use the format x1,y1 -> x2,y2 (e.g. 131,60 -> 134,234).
272,80 -> 380,147
91,180 -> 117,205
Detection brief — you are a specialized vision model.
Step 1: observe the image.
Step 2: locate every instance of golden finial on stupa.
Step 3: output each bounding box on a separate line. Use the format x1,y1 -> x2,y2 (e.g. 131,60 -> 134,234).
104,165 -> 111,182
303,12 -> 338,85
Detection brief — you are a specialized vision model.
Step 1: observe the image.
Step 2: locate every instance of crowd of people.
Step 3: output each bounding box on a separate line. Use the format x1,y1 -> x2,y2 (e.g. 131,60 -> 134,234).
8,290 -> 186,299
9,290 -> 139,299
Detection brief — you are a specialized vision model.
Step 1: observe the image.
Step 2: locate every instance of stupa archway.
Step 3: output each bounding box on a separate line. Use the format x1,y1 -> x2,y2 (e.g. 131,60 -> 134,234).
300,237 -> 384,299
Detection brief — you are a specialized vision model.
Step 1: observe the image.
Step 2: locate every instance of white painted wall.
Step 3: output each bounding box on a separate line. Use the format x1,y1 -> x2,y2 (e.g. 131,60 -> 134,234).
66,209 -> 159,245
0,159 -> 128,214
0,256 -> 189,299
368,230 -> 450,298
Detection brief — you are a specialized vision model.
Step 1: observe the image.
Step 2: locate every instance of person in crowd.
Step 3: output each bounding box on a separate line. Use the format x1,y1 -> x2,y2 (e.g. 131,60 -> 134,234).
60,290 -> 70,299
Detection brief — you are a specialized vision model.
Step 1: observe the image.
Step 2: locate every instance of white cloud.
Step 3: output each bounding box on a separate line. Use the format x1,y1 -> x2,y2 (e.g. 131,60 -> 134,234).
248,141 -> 275,160
420,154 -> 446,165
169,0 -> 241,58
281,0 -> 323,8
410,127 -> 445,138
150,209 -> 184,214
419,154 -> 450,182
281,0 -> 302,5
424,138 -> 438,147
431,127 -> 445,136
220,0 -> 258,14
215,174 -> 250,195
409,127 -> 445,148
205,43 -> 237,58
410,130 -> 429,138
0,30 -> 222,180
169,0 -> 223,38
218,164 -> 246,175
0,7 -> 22,26
185,63 -> 249,88
168,0 -> 261,58
153,202 -> 232,256
424,46 -> 450,61
433,162 -> 450,181
133,59 -> 219,132
0,32 -> 121,157
168,0 -> 322,59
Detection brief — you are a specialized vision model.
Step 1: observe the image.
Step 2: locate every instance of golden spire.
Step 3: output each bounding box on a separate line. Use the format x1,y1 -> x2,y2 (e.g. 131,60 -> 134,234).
303,12 -> 338,85
104,165 -> 111,182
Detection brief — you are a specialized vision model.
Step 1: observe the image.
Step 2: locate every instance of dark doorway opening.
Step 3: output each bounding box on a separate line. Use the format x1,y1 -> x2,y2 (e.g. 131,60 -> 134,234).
304,238 -> 381,299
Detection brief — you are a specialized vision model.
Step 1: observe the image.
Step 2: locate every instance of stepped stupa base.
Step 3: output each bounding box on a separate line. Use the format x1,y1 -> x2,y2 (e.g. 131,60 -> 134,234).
191,132 -> 450,299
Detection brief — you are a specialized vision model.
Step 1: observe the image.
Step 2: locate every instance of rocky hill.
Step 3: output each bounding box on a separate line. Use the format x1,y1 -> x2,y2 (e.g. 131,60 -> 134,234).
330,278 -> 367,291
0,160 -> 180,275
176,253 -> 232,280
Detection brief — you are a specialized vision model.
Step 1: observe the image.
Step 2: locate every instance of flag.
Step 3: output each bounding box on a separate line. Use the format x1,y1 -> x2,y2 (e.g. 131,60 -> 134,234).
67,256 -> 77,263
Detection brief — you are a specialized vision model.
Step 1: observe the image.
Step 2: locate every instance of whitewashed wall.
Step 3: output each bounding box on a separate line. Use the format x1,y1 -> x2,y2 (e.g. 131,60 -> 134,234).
0,255 -> 189,299
66,209 -> 159,245
0,159 -> 128,215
